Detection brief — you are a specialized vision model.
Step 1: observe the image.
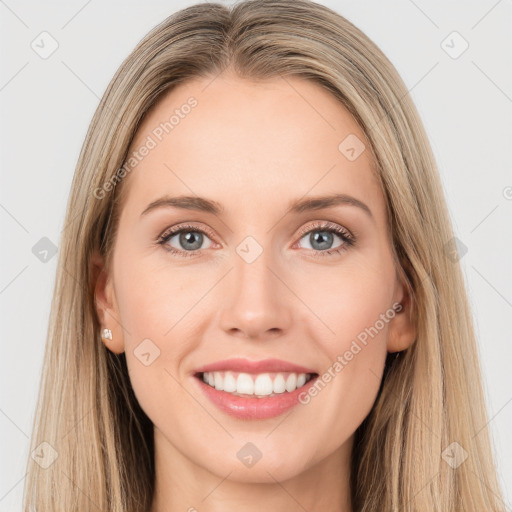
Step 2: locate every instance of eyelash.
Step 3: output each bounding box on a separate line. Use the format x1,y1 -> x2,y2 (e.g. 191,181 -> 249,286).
156,221 -> 356,259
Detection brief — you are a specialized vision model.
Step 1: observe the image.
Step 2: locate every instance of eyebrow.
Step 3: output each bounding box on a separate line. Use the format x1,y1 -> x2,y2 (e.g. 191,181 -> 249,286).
287,193 -> 373,218
140,193 -> 373,219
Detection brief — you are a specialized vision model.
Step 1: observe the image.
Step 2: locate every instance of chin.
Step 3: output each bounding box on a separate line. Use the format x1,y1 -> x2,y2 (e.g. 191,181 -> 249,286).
205,448 -> 313,484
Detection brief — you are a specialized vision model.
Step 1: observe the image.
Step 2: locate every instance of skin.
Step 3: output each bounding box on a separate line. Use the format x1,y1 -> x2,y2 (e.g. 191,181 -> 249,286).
92,71 -> 416,512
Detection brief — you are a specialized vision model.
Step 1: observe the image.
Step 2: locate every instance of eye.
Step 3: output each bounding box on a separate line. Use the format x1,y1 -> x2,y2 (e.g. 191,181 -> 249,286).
156,220 -> 356,259
157,223 -> 215,258
294,221 -> 355,258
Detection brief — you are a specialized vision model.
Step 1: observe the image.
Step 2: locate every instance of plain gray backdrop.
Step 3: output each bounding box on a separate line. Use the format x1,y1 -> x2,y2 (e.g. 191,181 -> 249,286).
1,0 -> 511,510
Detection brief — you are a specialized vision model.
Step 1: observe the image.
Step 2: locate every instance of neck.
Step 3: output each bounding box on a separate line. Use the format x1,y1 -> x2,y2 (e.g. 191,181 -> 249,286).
149,427 -> 354,512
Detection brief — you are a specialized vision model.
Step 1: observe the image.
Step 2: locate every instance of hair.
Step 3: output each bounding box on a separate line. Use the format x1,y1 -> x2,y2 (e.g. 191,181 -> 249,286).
23,0 -> 506,510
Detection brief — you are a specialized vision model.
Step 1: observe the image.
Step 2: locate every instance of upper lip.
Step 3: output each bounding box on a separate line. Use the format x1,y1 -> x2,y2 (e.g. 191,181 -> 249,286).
194,358 -> 318,375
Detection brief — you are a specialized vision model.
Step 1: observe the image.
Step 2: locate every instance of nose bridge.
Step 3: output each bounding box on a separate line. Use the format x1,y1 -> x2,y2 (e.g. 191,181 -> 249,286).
234,241 -> 275,298
219,235 -> 292,338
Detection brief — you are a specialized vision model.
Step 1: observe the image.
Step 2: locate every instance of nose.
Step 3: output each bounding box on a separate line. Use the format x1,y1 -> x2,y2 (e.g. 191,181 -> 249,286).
218,246 -> 293,340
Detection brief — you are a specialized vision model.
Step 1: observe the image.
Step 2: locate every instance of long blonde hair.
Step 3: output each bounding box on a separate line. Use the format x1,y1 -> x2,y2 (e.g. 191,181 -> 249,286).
23,1 -> 506,510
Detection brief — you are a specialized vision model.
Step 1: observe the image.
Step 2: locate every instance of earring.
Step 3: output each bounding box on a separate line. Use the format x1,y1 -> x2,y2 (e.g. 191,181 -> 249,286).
102,328 -> 112,340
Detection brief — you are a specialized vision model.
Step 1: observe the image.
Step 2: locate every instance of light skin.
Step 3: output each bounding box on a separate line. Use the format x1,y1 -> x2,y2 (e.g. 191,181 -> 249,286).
92,71 -> 416,512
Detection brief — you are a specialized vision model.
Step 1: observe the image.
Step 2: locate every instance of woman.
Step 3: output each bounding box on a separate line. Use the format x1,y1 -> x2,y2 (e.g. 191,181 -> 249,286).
23,0 -> 506,510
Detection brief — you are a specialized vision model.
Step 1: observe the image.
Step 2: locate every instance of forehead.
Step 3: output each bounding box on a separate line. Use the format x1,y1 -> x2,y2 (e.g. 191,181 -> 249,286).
121,73 -> 385,223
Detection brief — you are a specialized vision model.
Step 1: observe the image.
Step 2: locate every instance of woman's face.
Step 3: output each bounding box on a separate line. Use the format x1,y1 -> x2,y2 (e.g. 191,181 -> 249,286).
94,72 -> 415,483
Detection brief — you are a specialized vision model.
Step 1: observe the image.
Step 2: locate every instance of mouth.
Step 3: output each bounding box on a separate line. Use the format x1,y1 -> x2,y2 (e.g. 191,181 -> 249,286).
194,370 -> 319,398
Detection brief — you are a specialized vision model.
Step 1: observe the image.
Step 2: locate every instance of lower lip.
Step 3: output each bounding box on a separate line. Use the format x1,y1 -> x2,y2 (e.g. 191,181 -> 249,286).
194,374 -> 319,420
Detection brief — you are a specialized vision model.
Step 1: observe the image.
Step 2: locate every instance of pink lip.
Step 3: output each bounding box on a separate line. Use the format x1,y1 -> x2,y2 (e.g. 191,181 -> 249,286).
194,357 -> 317,375
194,373 -> 319,420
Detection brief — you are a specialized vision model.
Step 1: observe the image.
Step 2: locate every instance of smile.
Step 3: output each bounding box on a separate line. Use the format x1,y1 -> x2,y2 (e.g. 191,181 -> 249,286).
194,371 -> 319,420
199,371 -> 315,397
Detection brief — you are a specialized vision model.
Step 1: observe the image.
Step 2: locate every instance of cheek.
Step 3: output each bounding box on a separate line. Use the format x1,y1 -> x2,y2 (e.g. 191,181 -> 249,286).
112,245 -> 197,340
294,257 -> 394,433
297,314 -> 389,463
298,254 -> 396,352
111,251 -> 193,412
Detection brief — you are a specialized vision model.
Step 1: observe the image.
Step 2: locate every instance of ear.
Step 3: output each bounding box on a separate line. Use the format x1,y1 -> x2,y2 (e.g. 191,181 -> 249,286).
90,249 -> 125,354
387,269 -> 416,353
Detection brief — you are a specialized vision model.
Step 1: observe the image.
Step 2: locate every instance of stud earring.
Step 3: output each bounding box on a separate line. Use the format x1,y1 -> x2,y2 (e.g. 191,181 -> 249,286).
102,328 -> 112,340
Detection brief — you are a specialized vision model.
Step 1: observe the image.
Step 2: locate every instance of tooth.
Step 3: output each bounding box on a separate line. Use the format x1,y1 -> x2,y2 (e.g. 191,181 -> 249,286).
285,373 -> 297,392
296,373 -> 306,388
202,370 -> 313,395
273,373 -> 286,393
254,374 -> 273,396
214,371 -> 224,391
223,371 -> 237,392
236,373 -> 254,394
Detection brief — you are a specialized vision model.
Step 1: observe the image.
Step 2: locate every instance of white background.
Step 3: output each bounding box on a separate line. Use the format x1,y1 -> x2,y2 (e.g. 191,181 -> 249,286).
1,0 -> 511,510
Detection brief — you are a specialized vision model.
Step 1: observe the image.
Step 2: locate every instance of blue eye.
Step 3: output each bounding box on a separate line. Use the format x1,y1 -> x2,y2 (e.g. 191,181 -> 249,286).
157,224 -> 214,257
295,221 -> 355,258
157,221 -> 356,258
